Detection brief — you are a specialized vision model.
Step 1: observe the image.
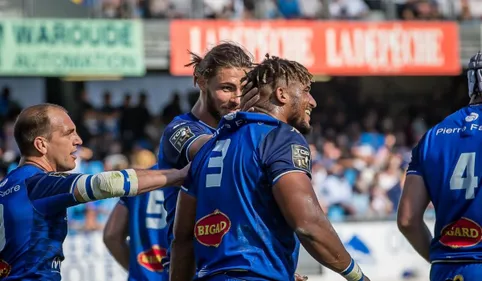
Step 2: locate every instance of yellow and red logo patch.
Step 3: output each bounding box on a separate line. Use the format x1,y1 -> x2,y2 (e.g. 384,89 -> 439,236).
440,218 -> 482,248
0,260 -> 11,277
194,209 -> 231,247
137,245 -> 167,272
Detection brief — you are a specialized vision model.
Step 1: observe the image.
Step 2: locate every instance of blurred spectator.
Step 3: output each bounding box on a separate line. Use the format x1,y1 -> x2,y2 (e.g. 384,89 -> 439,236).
91,0 -> 482,20
101,0 -> 121,18
130,146 -> 157,169
100,91 -> 115,114
161,91 -> 183,126
275,0 -> 303,19
119,93 -> 136,152
327,0 -> 369,19
203,0 -> 240,19
0,87 -> 21,120
133,92 -> 152,139
148,0 -> 170,18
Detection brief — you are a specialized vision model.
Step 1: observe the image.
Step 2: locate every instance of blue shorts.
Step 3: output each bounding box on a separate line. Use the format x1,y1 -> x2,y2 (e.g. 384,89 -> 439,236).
431,263 -> 482,281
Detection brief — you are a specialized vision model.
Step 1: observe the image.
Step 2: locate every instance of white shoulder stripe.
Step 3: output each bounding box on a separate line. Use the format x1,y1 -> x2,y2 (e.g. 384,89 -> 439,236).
272,170 -> 308,184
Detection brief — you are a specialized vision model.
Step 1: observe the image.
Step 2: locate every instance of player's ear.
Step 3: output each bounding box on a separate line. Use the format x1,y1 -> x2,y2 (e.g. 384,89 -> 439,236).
274,86 -> 289,105
196,76 -> 207,93
33,136 -> 48,155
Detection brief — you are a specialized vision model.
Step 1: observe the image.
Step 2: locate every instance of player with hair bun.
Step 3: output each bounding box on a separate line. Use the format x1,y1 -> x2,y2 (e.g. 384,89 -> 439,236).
104,42 -> 259,281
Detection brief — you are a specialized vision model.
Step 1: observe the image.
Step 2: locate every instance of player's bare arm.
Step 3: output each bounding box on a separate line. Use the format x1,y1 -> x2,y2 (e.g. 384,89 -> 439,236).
103,203 -> 130,270
187,135 -> 213,161
397,174 -> 432,263
72,163 -> 190,203
273,172 -> 370,281
170,192 -> 197,281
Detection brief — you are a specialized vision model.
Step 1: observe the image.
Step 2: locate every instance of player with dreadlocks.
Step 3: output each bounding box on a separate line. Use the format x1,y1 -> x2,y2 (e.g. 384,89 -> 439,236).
171,55 -> 371,281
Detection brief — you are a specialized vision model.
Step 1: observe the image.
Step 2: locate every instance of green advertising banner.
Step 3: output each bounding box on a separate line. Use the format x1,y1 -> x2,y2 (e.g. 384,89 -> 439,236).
0,19 -> 145,76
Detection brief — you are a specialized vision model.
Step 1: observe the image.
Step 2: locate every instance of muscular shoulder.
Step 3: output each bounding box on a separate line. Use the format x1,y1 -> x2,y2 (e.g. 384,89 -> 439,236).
160,117 -> 214,168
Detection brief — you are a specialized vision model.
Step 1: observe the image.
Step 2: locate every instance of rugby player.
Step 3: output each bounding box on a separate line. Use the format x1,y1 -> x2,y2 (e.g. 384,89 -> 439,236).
171,55 -> 370,281
0,103 -> 189,280
103,164 -> 164,278
102,42 -> 261,280
398,51 -> 482,281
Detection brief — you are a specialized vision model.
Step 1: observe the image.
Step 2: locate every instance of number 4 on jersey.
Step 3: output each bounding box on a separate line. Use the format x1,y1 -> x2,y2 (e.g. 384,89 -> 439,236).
450,152 -> 479,199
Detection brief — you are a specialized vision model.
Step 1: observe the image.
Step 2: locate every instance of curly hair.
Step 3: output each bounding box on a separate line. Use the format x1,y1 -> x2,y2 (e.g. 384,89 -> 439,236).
242,54 -> 312,89
240,54 -> 312,112
185,42 -> 253,84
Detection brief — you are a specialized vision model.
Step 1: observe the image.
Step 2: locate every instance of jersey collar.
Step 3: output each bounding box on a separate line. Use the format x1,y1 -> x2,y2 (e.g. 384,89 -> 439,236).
187,112 -> 216,131
218,112 -> 280,131
9,164 -> 44,178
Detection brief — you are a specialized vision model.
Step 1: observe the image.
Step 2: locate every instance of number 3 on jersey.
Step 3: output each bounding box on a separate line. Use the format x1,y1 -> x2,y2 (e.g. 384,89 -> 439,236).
450,152 -> 479,199
146,190 -> 167,229
206,139 -> 231,188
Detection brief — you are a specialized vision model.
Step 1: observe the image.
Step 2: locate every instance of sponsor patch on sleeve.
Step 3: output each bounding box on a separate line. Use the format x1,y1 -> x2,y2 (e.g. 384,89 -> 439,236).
291,144 -> 311,172
169,126 -> 195,152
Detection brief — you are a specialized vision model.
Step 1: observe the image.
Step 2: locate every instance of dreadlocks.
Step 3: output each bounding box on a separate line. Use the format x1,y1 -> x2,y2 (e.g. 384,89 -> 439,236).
185,42 -> 253,85
240,54 -> 312,113
242,54 -> 312,90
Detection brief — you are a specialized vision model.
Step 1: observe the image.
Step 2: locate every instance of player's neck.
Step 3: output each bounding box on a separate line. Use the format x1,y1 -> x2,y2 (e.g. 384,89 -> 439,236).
19,156 -> 56,172
191,98 -> 219,128
253,107 -> 289,124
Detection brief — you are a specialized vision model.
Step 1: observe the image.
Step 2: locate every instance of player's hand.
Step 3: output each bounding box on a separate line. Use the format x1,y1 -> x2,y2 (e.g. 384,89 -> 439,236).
240,81 -> 259,112
294,273 -> 308,281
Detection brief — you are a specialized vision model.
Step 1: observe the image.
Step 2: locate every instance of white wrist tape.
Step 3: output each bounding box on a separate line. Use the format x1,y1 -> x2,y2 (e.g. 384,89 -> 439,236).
341,258 -> 364,281
76,169 -> 139,201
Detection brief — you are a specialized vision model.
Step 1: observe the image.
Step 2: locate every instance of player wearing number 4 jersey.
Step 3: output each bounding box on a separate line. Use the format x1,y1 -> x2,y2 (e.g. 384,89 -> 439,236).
398,51 -> 482,281
171,55 -> 370,281
103,43 -> 258,281
0,104 -> 188,281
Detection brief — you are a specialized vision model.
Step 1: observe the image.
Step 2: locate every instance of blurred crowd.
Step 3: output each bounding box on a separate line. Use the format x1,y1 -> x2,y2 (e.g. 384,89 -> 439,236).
0,81 -> 446,232
96,0 -> 482,21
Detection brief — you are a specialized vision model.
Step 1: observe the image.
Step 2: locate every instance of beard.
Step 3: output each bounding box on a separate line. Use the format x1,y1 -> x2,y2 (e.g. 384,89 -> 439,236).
293,118 -> 311,134
206,88 -> 222,121
287,95 -> 311,134
205,88 -> 240,122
